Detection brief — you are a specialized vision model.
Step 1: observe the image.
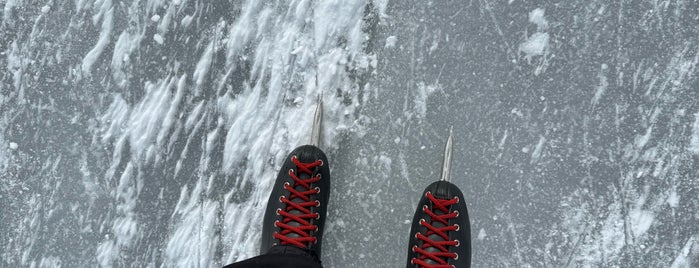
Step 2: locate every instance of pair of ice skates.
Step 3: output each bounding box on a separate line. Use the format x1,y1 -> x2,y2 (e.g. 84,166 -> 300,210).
260,100 -> 471,268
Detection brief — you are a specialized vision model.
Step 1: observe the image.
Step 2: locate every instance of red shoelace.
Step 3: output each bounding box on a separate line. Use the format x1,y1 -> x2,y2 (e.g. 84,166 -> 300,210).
411,191 -> 460,268
274,156 -> 323,248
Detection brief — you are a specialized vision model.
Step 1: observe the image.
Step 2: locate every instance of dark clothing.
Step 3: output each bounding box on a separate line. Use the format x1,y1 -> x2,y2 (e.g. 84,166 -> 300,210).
224,246 -> 323,268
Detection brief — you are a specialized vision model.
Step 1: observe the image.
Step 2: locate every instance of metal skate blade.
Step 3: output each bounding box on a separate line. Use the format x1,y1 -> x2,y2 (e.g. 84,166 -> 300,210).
310,94 -> 323,147
440,127 -> 453,182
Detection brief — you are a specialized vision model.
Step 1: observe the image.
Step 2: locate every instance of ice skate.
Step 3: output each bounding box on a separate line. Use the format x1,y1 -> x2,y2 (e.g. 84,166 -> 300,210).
407,129 -> 471,268
260,97 -> 330,261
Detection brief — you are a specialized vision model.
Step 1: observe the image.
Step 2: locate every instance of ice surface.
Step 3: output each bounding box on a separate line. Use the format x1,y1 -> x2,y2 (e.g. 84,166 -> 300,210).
1,0 -> 698,267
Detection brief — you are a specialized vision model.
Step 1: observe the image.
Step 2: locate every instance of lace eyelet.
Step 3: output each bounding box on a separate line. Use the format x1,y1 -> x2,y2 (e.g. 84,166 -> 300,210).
318,160 -> 324,166
454,224 -> 460,231
422,205 -> 428,212
284,182 -> 290,187
414,232 -> 420,239
454,210 -> 459,217
455,239 -> 460,247
274,220 -> 280,227
288,169 -> 294,175
315,213 -> 320,220
410,259 -> 415,264
314,225 -> 319,231
314,187 -> 320,194
315,200 -> 320,207
425,191 -> 431,197
291,156 -> 297,161
279,195 -> 286,202
454,196 -> 459,203
275,208 -> 281,215
454,253 -> 459,260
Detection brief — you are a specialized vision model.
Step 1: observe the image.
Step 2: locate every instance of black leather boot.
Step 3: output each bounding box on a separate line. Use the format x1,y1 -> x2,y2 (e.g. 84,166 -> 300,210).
407,181 -> 471,268
260,145 -> 330,260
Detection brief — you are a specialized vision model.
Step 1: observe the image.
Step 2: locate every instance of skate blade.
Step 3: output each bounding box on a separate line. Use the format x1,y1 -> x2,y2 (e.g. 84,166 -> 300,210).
440,127 -> 453,182
310,94 -> 323,147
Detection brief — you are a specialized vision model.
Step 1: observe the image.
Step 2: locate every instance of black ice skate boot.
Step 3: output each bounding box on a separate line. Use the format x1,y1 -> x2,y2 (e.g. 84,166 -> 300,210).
406,180 -> 471,268
407,128 -> 471,268
260,145 -> 330,260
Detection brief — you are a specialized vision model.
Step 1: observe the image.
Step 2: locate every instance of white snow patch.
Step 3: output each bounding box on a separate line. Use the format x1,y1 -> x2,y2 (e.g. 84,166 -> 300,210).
100,94 -> 130,143
688,112 -> 699,154
414,82 -> 439,117
529,8 -> 548,30
629,208 -> 655,237
498,130 -> 508,149
111,31 -> 143,88
96,240 -> 117,267
121,77 -> 184,163
374,0 -> 390,17
592,64 -> 609,105
153,34 -> 164,44
511,108 -> 524,117
181,15 -> 193,27
519,8 -> 551,75
151,14 -> 161,22
477,228 -> 487,240
519,32 -> 549,60
670,235 -> 697,268
165,179 -> 220,267
385,36 -> 397,48
0,127 -> 7,171
193,41 -> 214,95
635,125 -> 653,149
377,154 -> 392,174
530,136 -> 546,163
564,200 -> 626,264
3,0 -> 17,24
9,142 -> 18,150
41,5 -> 50,13
96,163 -> 141,266
82,4 -> 114,74
37,256 -> 62,267
667,190 -> 680,208
598,206 -> 626,257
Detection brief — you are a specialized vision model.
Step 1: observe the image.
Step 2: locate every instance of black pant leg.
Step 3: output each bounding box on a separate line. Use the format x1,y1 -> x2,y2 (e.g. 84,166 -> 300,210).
223,246 -> 323,268
223,253 -> 323,268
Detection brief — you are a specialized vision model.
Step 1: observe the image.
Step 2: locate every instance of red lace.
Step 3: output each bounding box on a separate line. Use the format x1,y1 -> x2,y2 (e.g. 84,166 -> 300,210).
274,156 -> 323,248
411,192 -> 460,268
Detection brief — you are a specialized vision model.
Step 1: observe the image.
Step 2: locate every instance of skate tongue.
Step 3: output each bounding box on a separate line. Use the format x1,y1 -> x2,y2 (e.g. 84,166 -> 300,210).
425,207 -> 449,265
432,181 -> 453,199
295,146 -> 322,163
287,168 -> 318,247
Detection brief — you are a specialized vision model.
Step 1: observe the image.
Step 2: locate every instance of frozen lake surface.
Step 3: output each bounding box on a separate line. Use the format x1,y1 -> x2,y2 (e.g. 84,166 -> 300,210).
1,0 -> 698,267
